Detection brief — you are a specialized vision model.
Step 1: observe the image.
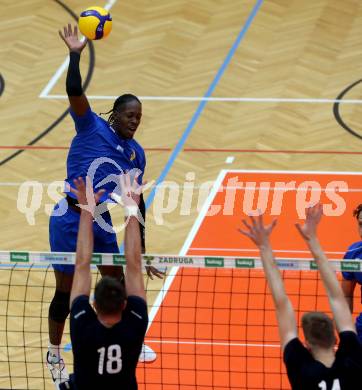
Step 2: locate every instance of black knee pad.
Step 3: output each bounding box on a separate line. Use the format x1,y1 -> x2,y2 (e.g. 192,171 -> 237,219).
49,290 -> 71,323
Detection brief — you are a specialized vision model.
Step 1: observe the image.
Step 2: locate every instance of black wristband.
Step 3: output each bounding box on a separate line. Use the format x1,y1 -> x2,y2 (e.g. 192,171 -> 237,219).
66,51 -> 83,96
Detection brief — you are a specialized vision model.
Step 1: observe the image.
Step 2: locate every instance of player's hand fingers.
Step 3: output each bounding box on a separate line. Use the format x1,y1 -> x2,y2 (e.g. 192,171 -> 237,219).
95,189 -> 106,202
295,223 -> 308,240
110,192 -> 123,205
59,30 -> 66,42
238,228 -> 250,237
149,266 -> 165,279
151,267 -> 165,279
268,218 -> 277,232
146,268 -> 154,280
72,177 -> 80,188
249,215 -> 257,228
256,210 -> 265,228
238,228 -> 254,241
69,186 -> 78,196
242,219 -> 252,232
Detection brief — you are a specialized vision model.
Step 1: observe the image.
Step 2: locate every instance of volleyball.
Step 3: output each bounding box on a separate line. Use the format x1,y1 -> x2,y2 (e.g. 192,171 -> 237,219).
78,6 -> 112,40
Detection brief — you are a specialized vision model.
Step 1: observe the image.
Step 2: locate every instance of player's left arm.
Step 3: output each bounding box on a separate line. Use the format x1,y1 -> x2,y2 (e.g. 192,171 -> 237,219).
69,177 -> 105,308
239,215 -> 298,349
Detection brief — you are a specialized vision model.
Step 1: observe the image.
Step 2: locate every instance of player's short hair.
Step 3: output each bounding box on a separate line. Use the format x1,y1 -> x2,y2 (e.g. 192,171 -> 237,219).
94,276 -> 127,315
301,312 -> 336,349
353,204 -> 362,219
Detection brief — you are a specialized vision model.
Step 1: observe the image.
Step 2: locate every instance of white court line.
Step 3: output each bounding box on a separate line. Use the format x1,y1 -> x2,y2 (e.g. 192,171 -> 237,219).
41,94 -> 362,104
188,247 -> 347,255
146,170 -> 227,329
145,339 -> 280,348
180,170 -> 228,255
39,0 -> 118,98
221,169 -> 362,175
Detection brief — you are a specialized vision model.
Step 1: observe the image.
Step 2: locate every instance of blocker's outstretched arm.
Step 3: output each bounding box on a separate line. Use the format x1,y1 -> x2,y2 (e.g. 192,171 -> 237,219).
239,215 -> 298,349
296,204 -> 356,334
69,177 -> 105,308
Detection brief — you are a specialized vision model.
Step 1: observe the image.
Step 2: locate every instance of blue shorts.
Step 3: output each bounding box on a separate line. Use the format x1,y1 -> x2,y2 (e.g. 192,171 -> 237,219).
49,198 -> 119,274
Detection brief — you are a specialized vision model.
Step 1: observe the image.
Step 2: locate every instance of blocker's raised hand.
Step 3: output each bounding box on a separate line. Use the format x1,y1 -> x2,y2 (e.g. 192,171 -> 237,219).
70,177 -> 105,215
59,24 -> 87,53
295,203 -> 323,241
238,213 -> 277,248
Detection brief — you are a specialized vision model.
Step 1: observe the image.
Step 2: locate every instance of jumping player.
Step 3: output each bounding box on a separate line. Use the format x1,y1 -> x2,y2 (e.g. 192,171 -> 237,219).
47,24 -> 162,386
63,173 -> 147,390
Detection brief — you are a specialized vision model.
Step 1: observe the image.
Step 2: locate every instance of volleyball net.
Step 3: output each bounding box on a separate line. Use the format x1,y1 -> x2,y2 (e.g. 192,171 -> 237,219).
0,252 -> 361,390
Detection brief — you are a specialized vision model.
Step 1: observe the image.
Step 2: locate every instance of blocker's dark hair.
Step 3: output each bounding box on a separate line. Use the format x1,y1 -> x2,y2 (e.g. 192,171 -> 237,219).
100,93 -> 141,126
94,276 -> 127,315
301,312 -> 336,349
353,204 -> 362,219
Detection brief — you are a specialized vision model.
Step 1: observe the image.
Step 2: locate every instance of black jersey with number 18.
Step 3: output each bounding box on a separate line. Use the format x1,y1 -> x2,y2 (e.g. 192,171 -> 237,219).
70,295 -> 148,390
284,331 -> 362,390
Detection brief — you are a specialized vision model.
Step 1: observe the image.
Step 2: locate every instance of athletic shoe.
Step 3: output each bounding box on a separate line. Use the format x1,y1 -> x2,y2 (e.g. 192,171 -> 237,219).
138,343 -> 157,363
46,351 -> 69,387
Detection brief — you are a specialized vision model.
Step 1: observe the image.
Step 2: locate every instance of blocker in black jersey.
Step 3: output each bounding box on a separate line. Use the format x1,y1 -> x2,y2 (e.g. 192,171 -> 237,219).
284,331 -> 362,390
70,295 -> 148,390
62,173 -> 149,390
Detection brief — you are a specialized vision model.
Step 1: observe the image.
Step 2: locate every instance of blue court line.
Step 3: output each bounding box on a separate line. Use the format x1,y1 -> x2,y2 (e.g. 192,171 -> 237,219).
119,0 -> 264,252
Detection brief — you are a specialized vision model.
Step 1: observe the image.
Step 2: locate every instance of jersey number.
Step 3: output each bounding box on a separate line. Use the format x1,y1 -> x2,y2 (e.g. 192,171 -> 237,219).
97,345 -> 122,375
318,379 -> 341,390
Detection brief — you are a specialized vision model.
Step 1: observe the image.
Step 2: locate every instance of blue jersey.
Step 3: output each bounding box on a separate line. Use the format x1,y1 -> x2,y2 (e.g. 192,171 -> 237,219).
65,109 -> 146,202
342,241 -> 362,285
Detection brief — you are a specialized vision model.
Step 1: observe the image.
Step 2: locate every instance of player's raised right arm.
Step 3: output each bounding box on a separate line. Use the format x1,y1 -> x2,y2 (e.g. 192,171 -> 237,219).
59,24 -> 90,116
239,215 -> 298,349
114,173 -> 146,301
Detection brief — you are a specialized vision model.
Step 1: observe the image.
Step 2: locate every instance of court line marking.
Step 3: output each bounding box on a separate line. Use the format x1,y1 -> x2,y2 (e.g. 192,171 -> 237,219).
145,339 -> 280,348
41,94 -> 362,104
221,169 -> 362,175
39,0 -> 118,98
63,340 -> 280,354
226,156 -> 235,164
180,170 -> 228,255
188,248 -> 347,255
